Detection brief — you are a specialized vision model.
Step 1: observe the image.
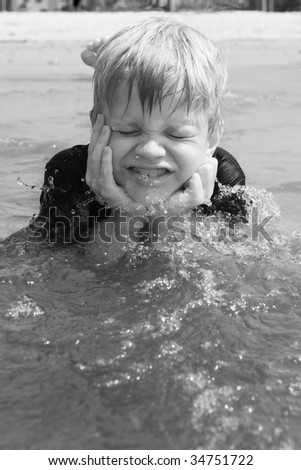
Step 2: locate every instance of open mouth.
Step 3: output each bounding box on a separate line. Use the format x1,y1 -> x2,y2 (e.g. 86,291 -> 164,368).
128,167 -> 171,180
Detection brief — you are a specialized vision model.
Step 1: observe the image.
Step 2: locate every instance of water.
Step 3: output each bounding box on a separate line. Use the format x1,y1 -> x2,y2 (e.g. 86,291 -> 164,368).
1,213 -> 301,449
1,35 -> 301,449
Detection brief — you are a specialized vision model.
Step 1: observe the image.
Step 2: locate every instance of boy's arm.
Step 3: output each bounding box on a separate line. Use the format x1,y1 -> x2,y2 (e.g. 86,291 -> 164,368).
214,146 -> 245,187
28,145 -> 104,244
200,146 -> 247,219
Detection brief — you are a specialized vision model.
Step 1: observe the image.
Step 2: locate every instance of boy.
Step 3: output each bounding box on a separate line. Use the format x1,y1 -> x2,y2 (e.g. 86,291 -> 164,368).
30,17 -> 246,245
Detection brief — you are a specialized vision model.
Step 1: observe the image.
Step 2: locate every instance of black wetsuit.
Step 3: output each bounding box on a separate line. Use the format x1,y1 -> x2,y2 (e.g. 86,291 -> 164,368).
28,144 -> 246,244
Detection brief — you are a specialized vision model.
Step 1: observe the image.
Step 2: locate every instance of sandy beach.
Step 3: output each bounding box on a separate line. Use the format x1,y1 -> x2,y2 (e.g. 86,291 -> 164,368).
0,11 -> 301,236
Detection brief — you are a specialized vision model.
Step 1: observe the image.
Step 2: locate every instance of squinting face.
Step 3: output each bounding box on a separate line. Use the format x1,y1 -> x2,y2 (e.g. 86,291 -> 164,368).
104,83 -> 213,205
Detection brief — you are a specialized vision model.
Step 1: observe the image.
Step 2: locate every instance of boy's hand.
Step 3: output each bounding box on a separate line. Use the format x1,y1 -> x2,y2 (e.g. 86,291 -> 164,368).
85,115 -> 145,214
163,158 -> 218,215
81,38 -> 107,68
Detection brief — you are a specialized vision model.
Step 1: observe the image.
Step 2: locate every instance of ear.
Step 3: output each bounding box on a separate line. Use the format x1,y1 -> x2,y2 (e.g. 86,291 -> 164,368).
206,120 -> 224,158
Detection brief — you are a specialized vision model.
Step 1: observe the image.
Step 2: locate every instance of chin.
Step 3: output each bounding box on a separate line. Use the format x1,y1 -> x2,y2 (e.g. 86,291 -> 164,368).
128,188 -> 172,206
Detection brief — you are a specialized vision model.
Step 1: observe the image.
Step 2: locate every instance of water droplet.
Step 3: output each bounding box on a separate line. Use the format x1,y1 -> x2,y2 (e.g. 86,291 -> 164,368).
48,176 -> 54,188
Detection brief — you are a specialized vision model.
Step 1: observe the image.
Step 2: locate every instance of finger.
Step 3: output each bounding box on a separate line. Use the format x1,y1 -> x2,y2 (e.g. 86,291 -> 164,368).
86,121 -> 110,190
100,147 -> 114,184
92,125 -> 111,166
197,165 -> 212,202
82,38 -> 107,68
100,147 -> 126,203
100,148 -> 137,210
182,173 -> 205,206
164,173 -> 204,214
197,158 -> 218,203
87,38 -> 107,52
185,172 -> 203,195
89,114 -> 104,156
81,49 -> 97,68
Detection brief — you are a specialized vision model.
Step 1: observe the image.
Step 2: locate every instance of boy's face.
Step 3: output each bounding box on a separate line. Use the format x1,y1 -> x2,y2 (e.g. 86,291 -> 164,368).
104,83 -> 216,205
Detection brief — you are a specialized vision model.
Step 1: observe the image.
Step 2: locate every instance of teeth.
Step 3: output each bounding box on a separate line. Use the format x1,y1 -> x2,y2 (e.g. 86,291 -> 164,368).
131,167 -> 167,178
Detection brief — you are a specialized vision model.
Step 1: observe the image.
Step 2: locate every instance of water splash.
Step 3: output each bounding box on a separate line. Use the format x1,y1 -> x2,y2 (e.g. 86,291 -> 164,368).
17,177 -> 41,192
5,294 -> 44,320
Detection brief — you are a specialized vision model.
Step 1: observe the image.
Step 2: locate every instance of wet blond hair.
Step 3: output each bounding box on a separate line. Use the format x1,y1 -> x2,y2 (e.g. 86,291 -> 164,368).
91,17 -> 227,136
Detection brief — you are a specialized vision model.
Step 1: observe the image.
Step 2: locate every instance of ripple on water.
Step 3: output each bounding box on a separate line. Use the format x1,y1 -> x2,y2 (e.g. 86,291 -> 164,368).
0,137 -> 32,148
1,187 -> 301,449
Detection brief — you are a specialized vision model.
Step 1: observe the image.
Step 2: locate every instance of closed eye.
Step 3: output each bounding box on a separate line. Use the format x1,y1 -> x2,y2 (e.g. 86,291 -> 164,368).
112,129 -> 140,136
168,134 -> 192,140
166,125 -> 196,140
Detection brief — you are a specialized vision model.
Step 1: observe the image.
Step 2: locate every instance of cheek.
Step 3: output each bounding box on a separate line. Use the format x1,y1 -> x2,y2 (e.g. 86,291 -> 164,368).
109,136 -> 137,180
108,139 -> 123,172
175,147 -> 207,181
109,145 -> 131,189
109,136 -> 133,162
111,161 -> 124,186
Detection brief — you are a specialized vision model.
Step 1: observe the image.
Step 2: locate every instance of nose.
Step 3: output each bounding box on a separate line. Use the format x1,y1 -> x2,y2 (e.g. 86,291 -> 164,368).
135,139 -> 166,159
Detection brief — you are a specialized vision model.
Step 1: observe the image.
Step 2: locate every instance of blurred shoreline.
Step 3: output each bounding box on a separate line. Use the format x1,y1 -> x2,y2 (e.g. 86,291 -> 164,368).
0,11 -> 301,42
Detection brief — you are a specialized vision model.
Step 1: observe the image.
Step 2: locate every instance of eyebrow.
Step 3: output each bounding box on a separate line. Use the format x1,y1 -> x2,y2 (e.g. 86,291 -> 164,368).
166,115 -> 200,127
166,124 -> 198,132
109,116 -> 200,130
110,119 -> 138,127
